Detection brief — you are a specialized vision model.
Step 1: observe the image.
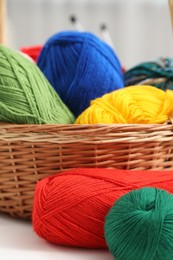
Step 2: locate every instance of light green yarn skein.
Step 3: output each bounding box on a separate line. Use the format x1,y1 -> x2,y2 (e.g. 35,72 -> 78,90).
0,45 -> 75,124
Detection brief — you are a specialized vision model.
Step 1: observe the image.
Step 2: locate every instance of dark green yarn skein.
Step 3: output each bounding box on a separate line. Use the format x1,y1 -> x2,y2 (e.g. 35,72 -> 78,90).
0,45 -> 75,124
124,57 -> 173,90
104,187 -> 173,260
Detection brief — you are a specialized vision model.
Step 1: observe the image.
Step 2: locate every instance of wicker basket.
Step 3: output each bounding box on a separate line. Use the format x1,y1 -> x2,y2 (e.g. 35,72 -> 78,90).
1,0 -> 173,220
1,123 -> 173,219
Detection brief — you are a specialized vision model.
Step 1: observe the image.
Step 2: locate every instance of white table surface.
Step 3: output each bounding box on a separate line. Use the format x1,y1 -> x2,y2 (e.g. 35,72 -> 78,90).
0,214 -> 114,260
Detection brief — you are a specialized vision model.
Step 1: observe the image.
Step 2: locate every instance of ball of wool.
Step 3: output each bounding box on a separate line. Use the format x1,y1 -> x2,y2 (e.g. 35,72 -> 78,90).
32,168 -> 173,248
75,85 -> 173,124
37,31 -> 124,117
0,45 -> 74,124
105,187 -> 173,260
124,57 -> 173,90
20,45 -> 42,62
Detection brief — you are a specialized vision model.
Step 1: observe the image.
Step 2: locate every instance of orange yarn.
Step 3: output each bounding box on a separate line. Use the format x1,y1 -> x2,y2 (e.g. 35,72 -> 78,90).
75,85 -> 173,124
32,168 -> 173,248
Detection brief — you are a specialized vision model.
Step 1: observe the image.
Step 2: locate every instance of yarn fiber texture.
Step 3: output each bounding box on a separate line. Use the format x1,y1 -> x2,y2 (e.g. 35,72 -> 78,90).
75,85 -> 173,124
124,57 -> 173,90
37,31 -> 124,117
32,168 -> 173,248
105,187 -> 173,260
0,44 -> 74,124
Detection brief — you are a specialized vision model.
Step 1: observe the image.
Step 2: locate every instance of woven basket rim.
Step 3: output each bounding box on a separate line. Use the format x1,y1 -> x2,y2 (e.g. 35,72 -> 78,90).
0,122 -> 173,143
0,122 -> 172,128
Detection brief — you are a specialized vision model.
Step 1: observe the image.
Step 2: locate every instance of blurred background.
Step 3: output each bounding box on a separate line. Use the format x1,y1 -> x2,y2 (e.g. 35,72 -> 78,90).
5,0 -> 173,69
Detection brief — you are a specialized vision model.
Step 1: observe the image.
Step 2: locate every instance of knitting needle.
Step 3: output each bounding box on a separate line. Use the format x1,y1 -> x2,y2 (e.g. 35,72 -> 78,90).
100,23 -> 126,73
100,23 -> 115,51
168,0 -> 173,33
0,0 -> 6,44
69,15 -> 85,31
69,16 -> 116,53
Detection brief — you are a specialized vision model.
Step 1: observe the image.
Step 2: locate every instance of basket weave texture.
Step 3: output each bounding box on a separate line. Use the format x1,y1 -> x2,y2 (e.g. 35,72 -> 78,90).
1,123 -> 173,219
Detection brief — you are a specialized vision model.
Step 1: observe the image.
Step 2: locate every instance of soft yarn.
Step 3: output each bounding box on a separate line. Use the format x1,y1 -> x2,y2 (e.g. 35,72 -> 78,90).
32,168 -> 173,248
0,44 -> 74,124
37,31 -> 124,117
105,187 -> 173,260
75,85 -> 173,124
124,57 -> 173,90
20,45 -> 42,62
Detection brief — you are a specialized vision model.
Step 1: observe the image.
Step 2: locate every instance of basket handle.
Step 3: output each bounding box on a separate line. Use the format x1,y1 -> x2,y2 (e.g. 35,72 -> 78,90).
0,0 -> 5,44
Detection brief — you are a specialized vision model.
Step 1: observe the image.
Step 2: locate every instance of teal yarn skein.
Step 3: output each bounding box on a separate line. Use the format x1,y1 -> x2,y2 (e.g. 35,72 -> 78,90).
124,57 -> 173,90
37,31 -> 124,117
0,45 -> 75,124
105,187 -> 173,260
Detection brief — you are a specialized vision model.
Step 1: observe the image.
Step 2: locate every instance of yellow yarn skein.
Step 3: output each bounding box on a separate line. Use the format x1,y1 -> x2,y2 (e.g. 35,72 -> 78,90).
75,85 -> 173,124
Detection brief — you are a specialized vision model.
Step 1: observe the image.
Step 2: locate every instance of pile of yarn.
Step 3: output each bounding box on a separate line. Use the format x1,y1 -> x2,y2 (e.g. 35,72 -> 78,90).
2,26 -> 173,260
6,30 -> 173,126
124,57 -> 173,90
32,167 -> 173,260
0,44 -> 74,124
0,30 -> 125,124
37,31 -> 124,117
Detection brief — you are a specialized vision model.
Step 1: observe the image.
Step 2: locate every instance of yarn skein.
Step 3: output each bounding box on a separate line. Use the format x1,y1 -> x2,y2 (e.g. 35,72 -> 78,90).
124,57 -> 173,90
75,85 -> 173,124
37,31 -> 124,117
20,45 -> 42,62
32,168 -> 173,248
105,187 -> 173,260
0,44 -> 74,124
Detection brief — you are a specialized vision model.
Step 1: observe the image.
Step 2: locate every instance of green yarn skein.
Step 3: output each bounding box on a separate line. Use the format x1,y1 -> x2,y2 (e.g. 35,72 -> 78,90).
0,45 -> 75,124
105,187 -> 173,260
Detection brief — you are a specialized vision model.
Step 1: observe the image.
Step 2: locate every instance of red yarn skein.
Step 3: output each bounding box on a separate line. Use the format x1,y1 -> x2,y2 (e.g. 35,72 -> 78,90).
20,45 -> 42,62
32,168 -> 173,248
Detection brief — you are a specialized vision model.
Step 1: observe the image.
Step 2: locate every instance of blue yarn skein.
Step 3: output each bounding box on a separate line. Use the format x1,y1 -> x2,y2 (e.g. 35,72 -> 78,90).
37,31 -> 124,117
